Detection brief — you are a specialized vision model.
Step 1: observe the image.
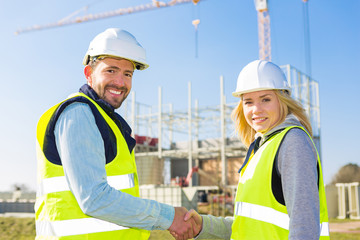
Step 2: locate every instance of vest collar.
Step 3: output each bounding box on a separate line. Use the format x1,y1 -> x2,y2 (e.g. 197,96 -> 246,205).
257,114 -> 303,147
79,84 -> 115,112
79,84 -> 136,153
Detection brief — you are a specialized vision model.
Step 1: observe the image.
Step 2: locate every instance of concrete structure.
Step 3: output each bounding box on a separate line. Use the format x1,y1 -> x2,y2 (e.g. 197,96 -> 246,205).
348,182 -> 360,219
136,155 -> 165,185
134,137 -> 165,185
325,185 -> 338,219
336,183 -> 348,219
332,182 -> 360,219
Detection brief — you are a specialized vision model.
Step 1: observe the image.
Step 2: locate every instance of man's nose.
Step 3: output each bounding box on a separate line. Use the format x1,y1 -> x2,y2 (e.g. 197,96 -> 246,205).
114,75 -> 126,86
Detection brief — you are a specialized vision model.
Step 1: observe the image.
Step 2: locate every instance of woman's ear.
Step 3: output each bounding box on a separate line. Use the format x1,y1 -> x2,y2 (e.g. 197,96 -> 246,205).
84,65 -> 93,86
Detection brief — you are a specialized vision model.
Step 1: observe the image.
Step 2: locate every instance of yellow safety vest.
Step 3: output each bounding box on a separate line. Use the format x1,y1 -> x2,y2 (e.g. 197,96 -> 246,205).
231,126 -> 329,240
35,92 -> 150,240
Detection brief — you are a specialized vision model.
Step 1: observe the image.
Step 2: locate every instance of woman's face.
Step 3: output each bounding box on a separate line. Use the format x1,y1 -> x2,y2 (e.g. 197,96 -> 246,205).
242,90 -> 281,134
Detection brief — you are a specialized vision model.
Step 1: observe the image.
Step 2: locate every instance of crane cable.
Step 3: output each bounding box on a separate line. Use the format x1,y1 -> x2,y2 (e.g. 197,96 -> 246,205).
192,1 -> 201,58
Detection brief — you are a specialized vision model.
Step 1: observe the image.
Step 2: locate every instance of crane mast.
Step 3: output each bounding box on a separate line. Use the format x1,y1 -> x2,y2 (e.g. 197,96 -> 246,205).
254,0 -> 271,61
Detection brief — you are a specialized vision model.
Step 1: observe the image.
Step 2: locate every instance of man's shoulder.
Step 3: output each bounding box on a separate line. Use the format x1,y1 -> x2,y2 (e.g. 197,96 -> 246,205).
61,101 -> 92,114
57,96 -> 96,116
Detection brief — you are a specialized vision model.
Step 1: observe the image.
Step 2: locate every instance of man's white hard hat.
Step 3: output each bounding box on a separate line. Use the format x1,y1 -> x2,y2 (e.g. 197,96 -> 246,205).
83,28 -> 149,70
232,60 -> 290,97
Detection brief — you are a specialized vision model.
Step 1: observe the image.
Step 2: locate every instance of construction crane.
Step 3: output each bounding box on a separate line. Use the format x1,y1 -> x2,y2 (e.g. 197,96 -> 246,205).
255,0 -> 312,70
17,0 -> 271,62
15,0 -> 203,35
254,0 -> 271,61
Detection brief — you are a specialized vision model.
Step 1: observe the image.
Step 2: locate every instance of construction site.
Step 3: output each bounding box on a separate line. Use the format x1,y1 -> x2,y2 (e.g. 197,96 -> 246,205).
0,63 -> 324,216
117,61 -> 321,213
1,0 -> 359,224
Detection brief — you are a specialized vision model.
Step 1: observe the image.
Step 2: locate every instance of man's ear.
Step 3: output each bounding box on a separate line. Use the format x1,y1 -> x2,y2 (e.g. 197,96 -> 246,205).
84,65 -> 93,86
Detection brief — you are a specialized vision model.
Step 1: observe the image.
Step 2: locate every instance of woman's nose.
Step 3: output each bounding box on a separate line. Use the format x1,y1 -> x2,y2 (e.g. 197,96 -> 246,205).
252,102 -> 262,113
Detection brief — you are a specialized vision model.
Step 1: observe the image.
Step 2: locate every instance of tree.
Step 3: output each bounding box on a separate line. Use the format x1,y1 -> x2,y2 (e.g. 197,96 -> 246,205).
331,163 -> 360,184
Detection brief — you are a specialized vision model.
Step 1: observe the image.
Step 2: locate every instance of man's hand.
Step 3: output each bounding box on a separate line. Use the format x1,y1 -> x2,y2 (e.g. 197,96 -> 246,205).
168,207 -> 195,240
184,209 -> 202,237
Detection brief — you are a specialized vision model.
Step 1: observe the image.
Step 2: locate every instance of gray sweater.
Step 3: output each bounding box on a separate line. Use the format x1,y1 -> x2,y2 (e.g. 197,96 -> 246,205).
196,114 -> 320,240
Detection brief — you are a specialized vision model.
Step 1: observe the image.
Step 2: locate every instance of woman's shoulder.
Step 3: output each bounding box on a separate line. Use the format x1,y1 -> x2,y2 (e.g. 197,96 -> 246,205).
279,126 -> 317,165
282,126 -> 313,146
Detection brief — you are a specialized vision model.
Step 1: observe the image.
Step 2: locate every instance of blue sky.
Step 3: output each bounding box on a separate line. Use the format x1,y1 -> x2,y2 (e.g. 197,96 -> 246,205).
0,0 -> 359,191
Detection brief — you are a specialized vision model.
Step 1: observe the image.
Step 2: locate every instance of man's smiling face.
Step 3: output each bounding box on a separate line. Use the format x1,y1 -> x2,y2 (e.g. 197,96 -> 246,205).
85,57 -> 134,109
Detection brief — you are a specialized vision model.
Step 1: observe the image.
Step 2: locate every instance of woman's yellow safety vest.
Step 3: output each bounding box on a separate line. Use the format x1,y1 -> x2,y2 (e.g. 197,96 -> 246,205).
231,126 -> 329,240
35,92 -> 150,240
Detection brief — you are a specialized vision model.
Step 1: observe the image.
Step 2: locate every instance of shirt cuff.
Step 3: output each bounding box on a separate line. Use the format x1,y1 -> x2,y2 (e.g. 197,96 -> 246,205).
153,203 -> 175,230
194,215 -> 208,239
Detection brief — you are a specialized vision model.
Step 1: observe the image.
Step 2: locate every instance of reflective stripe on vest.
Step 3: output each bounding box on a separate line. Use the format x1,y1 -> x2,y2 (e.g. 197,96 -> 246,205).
234,201 -> 289,230
36,218 -> 128,237
234,201 -> 329,236
37,174 -> 135,197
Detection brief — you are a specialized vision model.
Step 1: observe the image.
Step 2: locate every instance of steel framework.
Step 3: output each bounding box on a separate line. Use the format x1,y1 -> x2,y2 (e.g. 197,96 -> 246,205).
117,66 -> 321,186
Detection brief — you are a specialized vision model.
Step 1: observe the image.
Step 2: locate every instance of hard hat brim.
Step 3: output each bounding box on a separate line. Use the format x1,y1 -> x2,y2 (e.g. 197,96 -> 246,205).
82,54 -> 149,70
232,87 -> 291,98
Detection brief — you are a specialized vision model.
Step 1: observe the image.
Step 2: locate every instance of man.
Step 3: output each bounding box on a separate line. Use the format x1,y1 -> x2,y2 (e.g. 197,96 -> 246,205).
35,28 -> 197,240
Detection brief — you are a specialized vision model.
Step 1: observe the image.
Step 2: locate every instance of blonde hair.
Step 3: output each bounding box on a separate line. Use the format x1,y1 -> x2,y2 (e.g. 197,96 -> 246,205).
231,90 -> 312,147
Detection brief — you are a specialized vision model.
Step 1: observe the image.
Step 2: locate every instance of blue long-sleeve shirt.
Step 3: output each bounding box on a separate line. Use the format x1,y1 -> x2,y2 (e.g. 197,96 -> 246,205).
54,102 -> 174,230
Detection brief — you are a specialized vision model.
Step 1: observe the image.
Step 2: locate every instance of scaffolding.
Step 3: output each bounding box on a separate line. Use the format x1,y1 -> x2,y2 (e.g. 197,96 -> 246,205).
117,65 -> 321,186
281,64 -> 321,152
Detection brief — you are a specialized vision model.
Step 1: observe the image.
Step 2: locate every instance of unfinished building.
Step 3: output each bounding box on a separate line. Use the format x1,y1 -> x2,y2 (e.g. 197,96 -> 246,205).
119,64 -> 321,189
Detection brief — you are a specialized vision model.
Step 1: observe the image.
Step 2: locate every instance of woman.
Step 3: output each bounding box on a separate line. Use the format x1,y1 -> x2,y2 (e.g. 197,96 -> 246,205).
183,60 -> 329,240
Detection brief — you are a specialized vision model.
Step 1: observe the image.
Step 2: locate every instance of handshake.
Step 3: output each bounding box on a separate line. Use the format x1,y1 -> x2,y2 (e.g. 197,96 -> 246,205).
168,207 -> 202,240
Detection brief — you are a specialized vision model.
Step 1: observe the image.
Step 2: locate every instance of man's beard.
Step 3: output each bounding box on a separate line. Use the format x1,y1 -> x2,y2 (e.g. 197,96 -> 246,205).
101,85 -> 129,109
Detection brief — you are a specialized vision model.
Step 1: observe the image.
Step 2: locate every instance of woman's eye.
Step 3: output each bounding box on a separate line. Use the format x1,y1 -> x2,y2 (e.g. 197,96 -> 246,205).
263,98 -> 271,102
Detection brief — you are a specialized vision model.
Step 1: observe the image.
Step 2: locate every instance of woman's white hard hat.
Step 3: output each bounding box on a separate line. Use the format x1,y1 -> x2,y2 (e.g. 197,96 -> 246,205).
232,60 -> 290,98
83,28 -> 149,70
